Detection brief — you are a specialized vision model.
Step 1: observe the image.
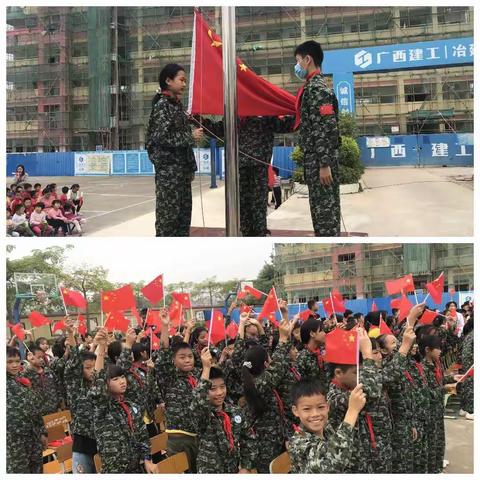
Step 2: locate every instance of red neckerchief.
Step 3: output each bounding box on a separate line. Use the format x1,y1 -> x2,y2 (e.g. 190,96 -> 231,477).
132,361 -> 147,373
129,366 -> 144,388
307,344 -> 324,369
117,396 -> 134,432
292,423 -> 302,434
272,389 -> 285,418
290,366 -> 301,381
37,369 -> 46,388
15,377 -> 31,388
216,410 -> 235,452
43,353 -> 50,366
434,360 -> 443,386
161,90 -> 180,103
404,371 -> 414,386
330,379 -> 377,450
414,362 -> 427,385
293,69 -> 321,131
186,374 -> 198,389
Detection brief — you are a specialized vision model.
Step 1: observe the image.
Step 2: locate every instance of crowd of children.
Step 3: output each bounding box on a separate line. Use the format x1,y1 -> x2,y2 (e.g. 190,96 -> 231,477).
6,299 -> 474,474
6,173 -> 85,237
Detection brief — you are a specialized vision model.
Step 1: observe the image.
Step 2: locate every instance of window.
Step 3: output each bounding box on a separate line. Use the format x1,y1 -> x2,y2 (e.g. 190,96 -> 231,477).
45,80 -> 60,96
399,7 -> 432,27
442,81 -> 473,100
72,42 -> 87,57
72,103 -> 88,121
266,29 -> 281,40
44,104 -> 60,128
143,36 -> 161,51
355,85 -> 397,104
437,7 -> 470,25
369,282 -> 385,298
143,68 -> 158,84
404,83 -> 436,102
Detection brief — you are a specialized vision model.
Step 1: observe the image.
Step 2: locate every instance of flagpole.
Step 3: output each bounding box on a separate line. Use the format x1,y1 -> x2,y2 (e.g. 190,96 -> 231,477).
356,328 -> 360,386
100,290 -> 104,327
222,6 -> 240,236
457,364 -> 474,384
423,293 -> 430,304
58,284 -> 69,317
330,292 -> 338,322
273,286 -> 283,322
207,308 -> 214,348
414,290 -> 419,305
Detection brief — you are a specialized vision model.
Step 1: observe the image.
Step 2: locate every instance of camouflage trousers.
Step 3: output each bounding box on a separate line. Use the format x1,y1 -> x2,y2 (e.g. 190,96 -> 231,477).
369,434 -> 393,473
426,414 -> 445,473
460,377 -> 473,413
254,425 -> 285,473
7,432 -> 43,473
304,161 -> 340,237
390,418 -> 414,473
412,422 -> 429,473
239,163 -> 269,237
154,165 -> 193,237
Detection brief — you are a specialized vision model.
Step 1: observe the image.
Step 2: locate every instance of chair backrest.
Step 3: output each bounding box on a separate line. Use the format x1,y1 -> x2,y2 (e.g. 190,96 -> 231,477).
154,406 -> 166,431
155,452 -> 189,473
63,458 -> 73,474
47,424 -> 66,443
55,442 -> 73,463
150,432 -> 168,455
43,459 -> 62,474
43,410 -> 72,430
94,454 -> 102,473
269,451 -> 291,474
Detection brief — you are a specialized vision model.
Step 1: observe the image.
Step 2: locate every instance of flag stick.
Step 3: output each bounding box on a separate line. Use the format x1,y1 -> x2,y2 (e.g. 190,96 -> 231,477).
330,292 -> 338,322
143,308 -> 150,331
58,284 -> 69,317
100,290 -> 104,327
23,341 -> 32,354
207,308 -> 214,348
414,290 -> 419,305
423,292 -> 431,304
273,286 -> 284,322
298,303 -> 301,315
149,328 -> 153,358
456,364 -> 474,384
356,328 -> 360,386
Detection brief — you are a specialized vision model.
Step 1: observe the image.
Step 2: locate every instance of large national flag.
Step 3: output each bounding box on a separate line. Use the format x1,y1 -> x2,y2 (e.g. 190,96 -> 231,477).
28,311 -> 51,328
385,274 -> 415,296
188,10 -> 296,116
208,310 -> 226,345
258,287 -> 279,324
426,272 -> 445,305
171,292 -> 191,309
324,328 -> 358,365
60,287 -> 87,309
322,290 -> 346,317
141,274 -> 164,305
101,285 -> 136,313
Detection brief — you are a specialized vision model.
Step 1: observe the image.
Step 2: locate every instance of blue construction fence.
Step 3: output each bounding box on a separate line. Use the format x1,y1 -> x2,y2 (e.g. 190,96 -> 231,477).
6,133 -> 473,179
206,291 -> 472,323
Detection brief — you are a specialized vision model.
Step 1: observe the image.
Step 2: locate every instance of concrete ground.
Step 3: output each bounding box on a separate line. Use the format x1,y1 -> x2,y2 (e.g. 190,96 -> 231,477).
12,166 -> 473,236
444,415 -> 474,473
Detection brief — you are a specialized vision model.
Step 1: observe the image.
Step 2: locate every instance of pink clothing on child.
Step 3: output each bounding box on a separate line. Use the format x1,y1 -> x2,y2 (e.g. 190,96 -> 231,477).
29,210 -> 48,226
48,208 -> 68,222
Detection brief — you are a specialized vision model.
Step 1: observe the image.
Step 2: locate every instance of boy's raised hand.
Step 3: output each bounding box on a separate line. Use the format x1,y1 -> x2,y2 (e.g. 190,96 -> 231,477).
125,327 -> 137,348
64,316 -> 74,333
348,384 -> 367,414
239,312 -> 249,324
200,346 -> 212,369
159,308 -> 170,327
358,327 -> 372,359
278,318 -> 291,343
407,303 -> 426,326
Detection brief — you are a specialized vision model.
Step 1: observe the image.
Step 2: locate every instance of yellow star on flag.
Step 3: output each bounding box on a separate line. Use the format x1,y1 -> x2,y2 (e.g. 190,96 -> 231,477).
239,63 -> 248,72
348,334 -> 355,343
208,29 -> 222,47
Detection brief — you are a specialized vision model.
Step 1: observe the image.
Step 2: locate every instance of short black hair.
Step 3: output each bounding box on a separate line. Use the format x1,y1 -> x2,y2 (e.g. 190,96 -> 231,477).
291,379 -> 327,405
15,186 -> 24,192
14,203 -> 25,212
209,366 -> 225,381
71,183 -> 80,189
34,183 -> 41,188
294,40 -> 324,67
171,341 -> 193,356
445,301 -> 457,309
62,186 -> 69,194
29,345 -> 44,356
353,312 -> 363,320
419,335 -> 442,356
23,183 -> 32,189
80,350 -> 97,363
132,342 -> 147,362
106,364 -> 125,380
331,363 -> 356,376
7,346 -> 20,358
34,202 -> 45,209
307,299 -> 317,310
107,341 -> 123,363
300,317 -> 322,344
52,199 -> 61,206
51,336 -> 66,358
344,309 -> 353,318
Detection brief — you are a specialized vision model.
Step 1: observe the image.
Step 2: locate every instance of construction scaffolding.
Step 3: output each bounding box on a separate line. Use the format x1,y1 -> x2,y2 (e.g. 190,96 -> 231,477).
6,6 -> 473,152
273,243 -> 474,303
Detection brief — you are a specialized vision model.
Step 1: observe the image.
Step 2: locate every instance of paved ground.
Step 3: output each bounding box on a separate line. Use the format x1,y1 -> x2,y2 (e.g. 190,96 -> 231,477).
12,166 -> 473,236
444,415 -> 474,473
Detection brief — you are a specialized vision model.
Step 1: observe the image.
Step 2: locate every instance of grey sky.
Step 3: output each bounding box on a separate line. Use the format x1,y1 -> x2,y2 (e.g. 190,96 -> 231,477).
6,238 -> 274,284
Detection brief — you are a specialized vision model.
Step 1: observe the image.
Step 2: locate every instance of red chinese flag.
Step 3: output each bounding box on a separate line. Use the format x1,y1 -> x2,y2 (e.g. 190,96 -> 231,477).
371,301 -> 378,312
146,310 -> 162,329
324,328 -> 358,365
9,323 -> 26,342
243,285 -> 264,300
104,311 -> 131,333
77,314 -> 87,336
378,319 -> 393,336
60,288 -> 87,309
28,311 -> 51,328
397,294 -> 414,321
225,322 -> 239,339
390,298 -> 401,310
237,290 -> 247,300
418,309 -> 438,325
141,274 -> 164,305
150,333 -> 161,351
52,320 -> 66,333
240,304 -> 253,314
131,305 -> 142,327
258,288 -> 278,322
208,310 -> 226,345
426,272 -> 445,305
299,309 -> 313,322
101,285 -> 136,313
267,312 -> 280,327
322,290 -> 346,317
385,274 -> 415,296
169,300 -> 183,327
188,10 -> 295,116
171,292 -> 191,309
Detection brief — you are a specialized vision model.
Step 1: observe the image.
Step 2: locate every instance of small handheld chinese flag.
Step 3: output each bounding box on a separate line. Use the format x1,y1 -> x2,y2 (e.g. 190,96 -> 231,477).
208,310 -> 226,346
418,309 -> 438,325
146,310 -> 162,329
60,288 -> 87,309
8,323 -> 26,341
299,309 -> 313,322
371,301 -> 378,312
28,311 -> 51,328
77,314 -> 87,336
425,272 -> 444,305
52,319 -> 66,333
242,285 -> 264,300
225,321 -> 239,339
325,328 -> 358,365
385,274 -> 415,296
397,294 -> 414,321
258,287 -> 279,324
169,300 -> 184,327
101,285 -> 136,313
141,274 -> 164,305
171,292 -> 191,309
104,311 -> 131,333
322,290 -> 345,317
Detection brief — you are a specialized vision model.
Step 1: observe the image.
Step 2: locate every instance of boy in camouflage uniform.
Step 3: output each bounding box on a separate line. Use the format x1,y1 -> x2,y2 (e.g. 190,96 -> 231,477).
24,344 -> 60,416
326,329 -> 382,473
7,346 -> 47,473
289,379 -> 366,473
459,326 -> 473,415
145,64 -> 203,237
201,115 -> 294,236
294,40 -> 341,237
190,348 -> 257,473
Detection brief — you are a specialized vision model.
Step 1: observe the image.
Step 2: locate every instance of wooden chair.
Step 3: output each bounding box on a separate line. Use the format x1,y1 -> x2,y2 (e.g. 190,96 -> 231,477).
150,432 -> 168,455
154,406 -> 166,432
55,442 -> 73,473
155,452 -> 189,473
43,459 -> 62,474
269,451 -> 291,474
63,458 -> 73,474
94,454 -> 102,473
43,410 -> 72,444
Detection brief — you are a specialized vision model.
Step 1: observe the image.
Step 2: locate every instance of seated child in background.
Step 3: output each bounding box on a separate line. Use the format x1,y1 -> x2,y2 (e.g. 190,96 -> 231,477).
47,200 -> 69,236
30,202 -> 53,237
22,183 -> 33,200
39,187 -> 55,212
11,204 -> 34,237
63,203 -> 86,236
288,379 -> 366,473
33,183 -> 42,201
67,184 -> 84,212
10,187 -> 24,216
23,198 -> 34,220
49,183 -> 58,199
59,186 -> 69,205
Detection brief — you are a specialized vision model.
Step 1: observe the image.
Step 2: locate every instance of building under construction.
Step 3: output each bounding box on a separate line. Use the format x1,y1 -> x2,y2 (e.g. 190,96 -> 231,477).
7,6 -> 473,152
273,243 -> 474,303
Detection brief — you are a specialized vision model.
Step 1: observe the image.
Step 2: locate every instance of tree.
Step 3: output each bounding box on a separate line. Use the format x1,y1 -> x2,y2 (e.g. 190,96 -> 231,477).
254,262 -> 275,297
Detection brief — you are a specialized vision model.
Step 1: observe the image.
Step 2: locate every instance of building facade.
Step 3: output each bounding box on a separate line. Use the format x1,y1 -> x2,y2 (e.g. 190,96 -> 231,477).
7,6 -> 473,152
273,243 -> 474,303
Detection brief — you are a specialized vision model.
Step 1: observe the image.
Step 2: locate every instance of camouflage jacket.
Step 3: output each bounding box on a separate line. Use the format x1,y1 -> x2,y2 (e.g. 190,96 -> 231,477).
406,356 -> 430,430
275,361 -> 302,439
154,347 -> 201,433
146,93 -> 197,174
326,359 -> 382,473
49,356 -> 68,407
296,346 -> 327,388
421,359 -> 454,419
64,345 -> 96,439
298,73 -> 340,168
460,330 -> 473,371
117,347 -> 162,420
202,116 -> 294,167
23,364 -> 60,417
191,379 -> 257,473
289,422 -> 355,473
7,373 -> 46,438
89,370 -> 150,473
